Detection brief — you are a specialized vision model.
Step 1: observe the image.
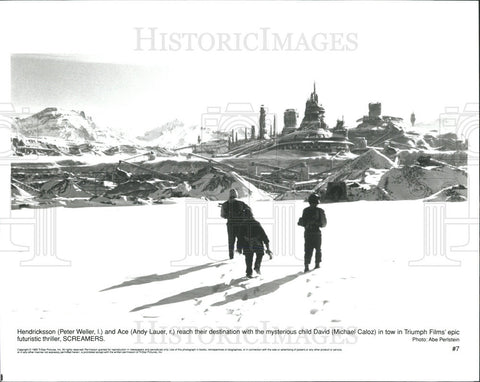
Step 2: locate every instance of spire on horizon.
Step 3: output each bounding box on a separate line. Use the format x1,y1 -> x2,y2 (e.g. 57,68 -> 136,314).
310,81 -> 318,104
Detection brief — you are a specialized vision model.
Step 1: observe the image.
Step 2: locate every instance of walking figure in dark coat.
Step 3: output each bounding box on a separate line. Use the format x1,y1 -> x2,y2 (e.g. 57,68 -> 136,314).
298,193 -> 327,273
220,189 -> 252,259
238,209 -> 272,278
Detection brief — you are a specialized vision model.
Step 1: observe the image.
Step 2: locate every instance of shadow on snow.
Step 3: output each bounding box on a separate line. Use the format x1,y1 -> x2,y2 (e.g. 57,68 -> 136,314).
130,272 -> 303,312
211,272 -> 303,307
130,278 -> 247,312
100,261 -> 228,292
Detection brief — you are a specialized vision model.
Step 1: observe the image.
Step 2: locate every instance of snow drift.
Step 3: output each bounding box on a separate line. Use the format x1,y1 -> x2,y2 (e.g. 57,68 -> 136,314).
190,168 -> 272,201
423,184 -> 467,202
275,190 -> 312,201
345,182 -> 392,201
378,165 -> 467,200
314,148 -> 395,192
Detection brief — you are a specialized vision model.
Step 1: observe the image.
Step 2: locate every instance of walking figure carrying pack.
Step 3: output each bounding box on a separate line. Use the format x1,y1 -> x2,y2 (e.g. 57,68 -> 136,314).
298,193 -> 327,273
238,209 -> 272,278
220,189 -> 252,259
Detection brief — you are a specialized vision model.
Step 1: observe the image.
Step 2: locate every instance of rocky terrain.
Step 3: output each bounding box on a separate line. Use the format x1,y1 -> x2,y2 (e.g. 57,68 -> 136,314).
9,106 -> 469,208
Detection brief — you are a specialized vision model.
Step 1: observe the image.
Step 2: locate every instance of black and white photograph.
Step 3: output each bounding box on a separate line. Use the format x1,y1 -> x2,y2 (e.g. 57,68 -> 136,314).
0,1 -> 478,381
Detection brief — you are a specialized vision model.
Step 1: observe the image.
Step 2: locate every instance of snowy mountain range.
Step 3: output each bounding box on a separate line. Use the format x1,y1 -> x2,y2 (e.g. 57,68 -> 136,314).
136,119 -> 229,149
13,107 -> 226,149
13,107 -> 127,145
11,107 -> 177,157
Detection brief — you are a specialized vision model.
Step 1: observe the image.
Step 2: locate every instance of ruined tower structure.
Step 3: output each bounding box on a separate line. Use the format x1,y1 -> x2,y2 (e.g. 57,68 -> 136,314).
368,102 -> 382,120
299,82 -> 327,130
258,105 -> 266,140
273,115 -> 277,137
282,109 -> 298,135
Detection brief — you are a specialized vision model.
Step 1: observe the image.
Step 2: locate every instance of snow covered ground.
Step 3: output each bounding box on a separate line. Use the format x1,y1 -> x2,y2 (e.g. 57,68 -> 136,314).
0,199 -> 478,380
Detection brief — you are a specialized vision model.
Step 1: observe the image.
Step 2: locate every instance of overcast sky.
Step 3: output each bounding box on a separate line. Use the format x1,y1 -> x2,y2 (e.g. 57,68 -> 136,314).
10,2 -> 478,136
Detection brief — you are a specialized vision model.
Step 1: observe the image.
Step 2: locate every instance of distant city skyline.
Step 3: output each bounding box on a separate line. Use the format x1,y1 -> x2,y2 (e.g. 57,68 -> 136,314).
10,2 -> 478,137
